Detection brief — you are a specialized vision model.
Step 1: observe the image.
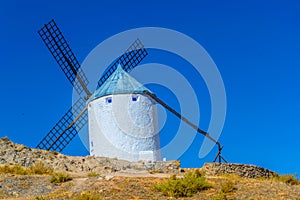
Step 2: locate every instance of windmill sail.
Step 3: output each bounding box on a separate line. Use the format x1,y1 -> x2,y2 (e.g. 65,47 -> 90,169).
38,19 -> 90,96
36,98 -> 87,152
97,38 -> 148,89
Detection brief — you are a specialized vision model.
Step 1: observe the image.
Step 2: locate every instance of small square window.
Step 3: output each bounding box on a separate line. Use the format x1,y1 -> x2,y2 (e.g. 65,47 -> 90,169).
106,97 -> 112,104
132,95 -> 138,102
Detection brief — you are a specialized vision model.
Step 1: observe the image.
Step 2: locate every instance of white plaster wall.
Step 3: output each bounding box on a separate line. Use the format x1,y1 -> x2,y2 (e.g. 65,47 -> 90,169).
88,93 -> 161,162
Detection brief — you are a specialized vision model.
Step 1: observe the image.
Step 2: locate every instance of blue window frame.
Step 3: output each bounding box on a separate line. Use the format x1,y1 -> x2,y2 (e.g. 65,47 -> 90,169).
106,97 -> 112,104
132,95 -> 138,102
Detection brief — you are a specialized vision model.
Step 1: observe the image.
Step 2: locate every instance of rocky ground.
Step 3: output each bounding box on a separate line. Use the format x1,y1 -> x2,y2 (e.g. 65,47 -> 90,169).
0,137 -> 299,199
0,137 -> 180,174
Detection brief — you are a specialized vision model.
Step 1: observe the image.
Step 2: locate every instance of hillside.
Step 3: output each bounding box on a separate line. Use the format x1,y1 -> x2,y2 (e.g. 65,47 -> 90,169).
0,137 -> 299,200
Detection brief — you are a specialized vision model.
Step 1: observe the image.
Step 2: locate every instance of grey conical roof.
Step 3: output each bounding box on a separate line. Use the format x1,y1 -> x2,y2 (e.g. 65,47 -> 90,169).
88,64 -> 150,102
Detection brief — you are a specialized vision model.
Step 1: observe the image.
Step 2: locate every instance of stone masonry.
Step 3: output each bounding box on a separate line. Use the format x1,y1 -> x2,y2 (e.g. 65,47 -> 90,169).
202,162 -> 278,178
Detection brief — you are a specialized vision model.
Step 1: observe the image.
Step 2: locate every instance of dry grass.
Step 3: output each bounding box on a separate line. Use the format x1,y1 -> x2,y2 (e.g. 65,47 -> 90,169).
30,162 -> 53,175
220,180 -> 235,193
213,180 -> 236,200
274,174 -> 299,185
16,173 -> 300,200
0,164 -> 298,200
50,172 -> 72,183
73,191 -> 104,200
87,172 -> 101,177
0,165 -> 28,175
148,169 -> 163,174
0,162 -> 53,175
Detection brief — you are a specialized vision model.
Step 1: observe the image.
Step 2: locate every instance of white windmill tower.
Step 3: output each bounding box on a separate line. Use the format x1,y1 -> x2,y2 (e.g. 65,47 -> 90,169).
87,64 -> 161,162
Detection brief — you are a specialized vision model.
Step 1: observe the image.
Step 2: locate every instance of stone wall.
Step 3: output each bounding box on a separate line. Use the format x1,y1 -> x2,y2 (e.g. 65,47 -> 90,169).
202,162 -> 278,178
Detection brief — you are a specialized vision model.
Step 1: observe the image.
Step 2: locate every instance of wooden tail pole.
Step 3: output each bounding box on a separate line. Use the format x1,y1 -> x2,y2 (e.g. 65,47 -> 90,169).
144,90 -> 227,163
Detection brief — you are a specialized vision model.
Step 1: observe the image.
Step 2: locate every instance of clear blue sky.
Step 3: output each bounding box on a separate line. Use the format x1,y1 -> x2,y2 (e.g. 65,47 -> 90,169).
0,0 -> 299,174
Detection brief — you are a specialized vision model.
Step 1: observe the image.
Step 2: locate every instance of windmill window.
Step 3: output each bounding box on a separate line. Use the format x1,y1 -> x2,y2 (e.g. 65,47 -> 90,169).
106,97 -> 112,104
132,95 -> 139,102
91,141 -> 93,147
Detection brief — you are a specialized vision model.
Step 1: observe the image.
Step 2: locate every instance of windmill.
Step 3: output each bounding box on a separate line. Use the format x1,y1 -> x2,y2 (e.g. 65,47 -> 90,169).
36,19 -> 226,163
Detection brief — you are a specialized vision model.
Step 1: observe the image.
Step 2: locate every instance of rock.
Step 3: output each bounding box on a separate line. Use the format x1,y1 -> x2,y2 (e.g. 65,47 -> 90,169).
105,175 -> 114,181
0,137 -> 181,174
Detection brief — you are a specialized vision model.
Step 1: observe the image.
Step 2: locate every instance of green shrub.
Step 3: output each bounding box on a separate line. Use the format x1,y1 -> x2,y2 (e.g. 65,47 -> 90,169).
220,181 -> 235,193
0,162 -> 53,175
87,172 -> 100,177
213,180 -> 235,199
50,172 -> 72,183
35,196 -> 45,200
30,162 -> 53,175
153,169 -> 211,198
74,191 -> 103,200
0,165 -> 28,175
275,174 -> 299,185
213,192 -> 227,200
